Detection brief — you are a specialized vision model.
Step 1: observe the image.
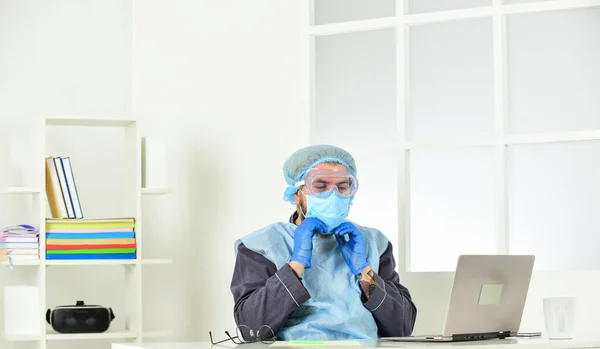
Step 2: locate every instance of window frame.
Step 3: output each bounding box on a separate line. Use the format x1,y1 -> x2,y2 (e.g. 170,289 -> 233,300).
305,0 -> 600,273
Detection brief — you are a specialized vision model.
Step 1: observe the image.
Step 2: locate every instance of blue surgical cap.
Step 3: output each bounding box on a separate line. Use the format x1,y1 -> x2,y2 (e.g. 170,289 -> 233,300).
283,144 -> 357,204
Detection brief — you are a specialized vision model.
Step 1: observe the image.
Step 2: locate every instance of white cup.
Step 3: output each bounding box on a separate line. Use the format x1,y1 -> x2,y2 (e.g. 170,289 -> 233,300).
543,297 -> 576,339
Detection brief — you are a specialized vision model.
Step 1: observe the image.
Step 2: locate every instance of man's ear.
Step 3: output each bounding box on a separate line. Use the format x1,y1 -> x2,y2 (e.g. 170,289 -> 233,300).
294,191 -> 301,205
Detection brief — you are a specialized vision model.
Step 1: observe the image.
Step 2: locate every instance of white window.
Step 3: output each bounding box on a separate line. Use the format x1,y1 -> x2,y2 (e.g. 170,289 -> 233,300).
307,0 -> 600,272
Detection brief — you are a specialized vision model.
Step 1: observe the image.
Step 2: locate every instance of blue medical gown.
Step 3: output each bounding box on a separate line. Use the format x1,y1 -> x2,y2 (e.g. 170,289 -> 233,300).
234,221 -> 391,340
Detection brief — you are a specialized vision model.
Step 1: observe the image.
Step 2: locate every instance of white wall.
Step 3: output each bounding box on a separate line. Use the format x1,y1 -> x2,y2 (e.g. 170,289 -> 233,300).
1,0 -> 307,347
132,0 -> 308,341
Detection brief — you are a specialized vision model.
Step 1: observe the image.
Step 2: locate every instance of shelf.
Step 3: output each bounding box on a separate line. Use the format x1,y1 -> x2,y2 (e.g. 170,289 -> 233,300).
3,333 -> 41,341
141,188 -> 170,194
3,330 -> 168,342
45,259 -> 137,266
46,330 -> 137,341
45,116 -> 136,127
0,113 -> 171,345
1,259 -> 40,266
0,187 -> 41,194
3,259 -> 173,267
46,259 -> 173,266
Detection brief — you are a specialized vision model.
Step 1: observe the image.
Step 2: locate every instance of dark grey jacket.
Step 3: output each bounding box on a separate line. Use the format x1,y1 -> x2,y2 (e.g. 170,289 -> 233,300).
230,214 -> 417,339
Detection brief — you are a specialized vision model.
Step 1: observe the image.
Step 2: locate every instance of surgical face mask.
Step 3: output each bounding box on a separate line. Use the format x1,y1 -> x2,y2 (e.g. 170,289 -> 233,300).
304,189 -> 350,233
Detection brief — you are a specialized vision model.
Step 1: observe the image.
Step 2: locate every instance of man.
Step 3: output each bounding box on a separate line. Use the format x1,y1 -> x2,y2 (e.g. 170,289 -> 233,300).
230,144 -> 417,341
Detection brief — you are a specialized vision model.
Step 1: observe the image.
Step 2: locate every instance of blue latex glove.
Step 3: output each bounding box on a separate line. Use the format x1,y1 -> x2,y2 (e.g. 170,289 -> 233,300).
291,217 -> 327,268
334,222 -> 369,275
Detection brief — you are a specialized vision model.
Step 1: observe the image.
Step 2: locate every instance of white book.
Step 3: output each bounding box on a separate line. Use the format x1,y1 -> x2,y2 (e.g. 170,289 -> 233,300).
54,157 -> 75,218
1,242 -> 40,249
0,237 -> 38,243
0,233 -> 39,238
61,157 -> 83,219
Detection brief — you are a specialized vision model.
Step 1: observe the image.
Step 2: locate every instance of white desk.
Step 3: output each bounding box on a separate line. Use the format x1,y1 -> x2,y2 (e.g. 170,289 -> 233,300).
112,338 -> 600,349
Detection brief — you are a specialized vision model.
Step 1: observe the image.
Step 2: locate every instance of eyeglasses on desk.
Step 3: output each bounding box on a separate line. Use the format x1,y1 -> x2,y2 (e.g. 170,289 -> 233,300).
209,324 -> 277,345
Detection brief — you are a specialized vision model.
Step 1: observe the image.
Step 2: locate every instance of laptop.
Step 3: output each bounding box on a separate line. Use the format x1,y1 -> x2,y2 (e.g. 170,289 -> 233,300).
381,254 -> 535,343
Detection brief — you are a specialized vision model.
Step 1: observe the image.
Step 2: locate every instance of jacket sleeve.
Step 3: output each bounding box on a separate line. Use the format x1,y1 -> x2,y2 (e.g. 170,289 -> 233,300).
230,243 -> 311,340
363,241 -> 417,337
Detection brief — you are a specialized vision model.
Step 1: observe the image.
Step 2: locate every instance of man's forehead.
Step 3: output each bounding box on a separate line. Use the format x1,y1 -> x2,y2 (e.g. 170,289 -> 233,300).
313,162 -> 348,171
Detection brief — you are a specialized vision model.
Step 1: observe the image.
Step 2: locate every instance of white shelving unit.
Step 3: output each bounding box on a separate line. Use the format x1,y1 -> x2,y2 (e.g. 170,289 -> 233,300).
1,115 -> 173,349
1,187 -> 42,195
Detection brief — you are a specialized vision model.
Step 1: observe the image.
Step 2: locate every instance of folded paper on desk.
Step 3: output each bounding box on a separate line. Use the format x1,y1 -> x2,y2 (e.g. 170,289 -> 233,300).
270,340 -> 362,347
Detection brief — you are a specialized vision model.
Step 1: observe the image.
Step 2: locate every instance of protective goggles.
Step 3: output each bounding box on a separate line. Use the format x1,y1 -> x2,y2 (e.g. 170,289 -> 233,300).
295,168 -> 358,198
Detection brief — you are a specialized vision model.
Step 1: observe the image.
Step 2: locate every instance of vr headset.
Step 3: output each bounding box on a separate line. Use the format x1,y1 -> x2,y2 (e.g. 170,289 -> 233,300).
46,300 -> 115,334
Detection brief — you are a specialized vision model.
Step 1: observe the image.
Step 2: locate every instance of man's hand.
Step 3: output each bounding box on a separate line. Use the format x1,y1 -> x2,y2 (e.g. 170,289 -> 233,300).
358,266 -> 376,301
334,222 -> 369,275
289,260 -> 306,278
290,217 -> 327,269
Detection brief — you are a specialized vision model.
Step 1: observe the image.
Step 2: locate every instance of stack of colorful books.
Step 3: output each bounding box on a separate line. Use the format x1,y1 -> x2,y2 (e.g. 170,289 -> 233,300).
45,217 -> 136,260
1,225 -> 40,262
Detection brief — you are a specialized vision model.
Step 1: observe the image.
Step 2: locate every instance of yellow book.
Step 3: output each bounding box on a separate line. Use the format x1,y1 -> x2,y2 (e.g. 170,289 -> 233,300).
45,222 -> 135,229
